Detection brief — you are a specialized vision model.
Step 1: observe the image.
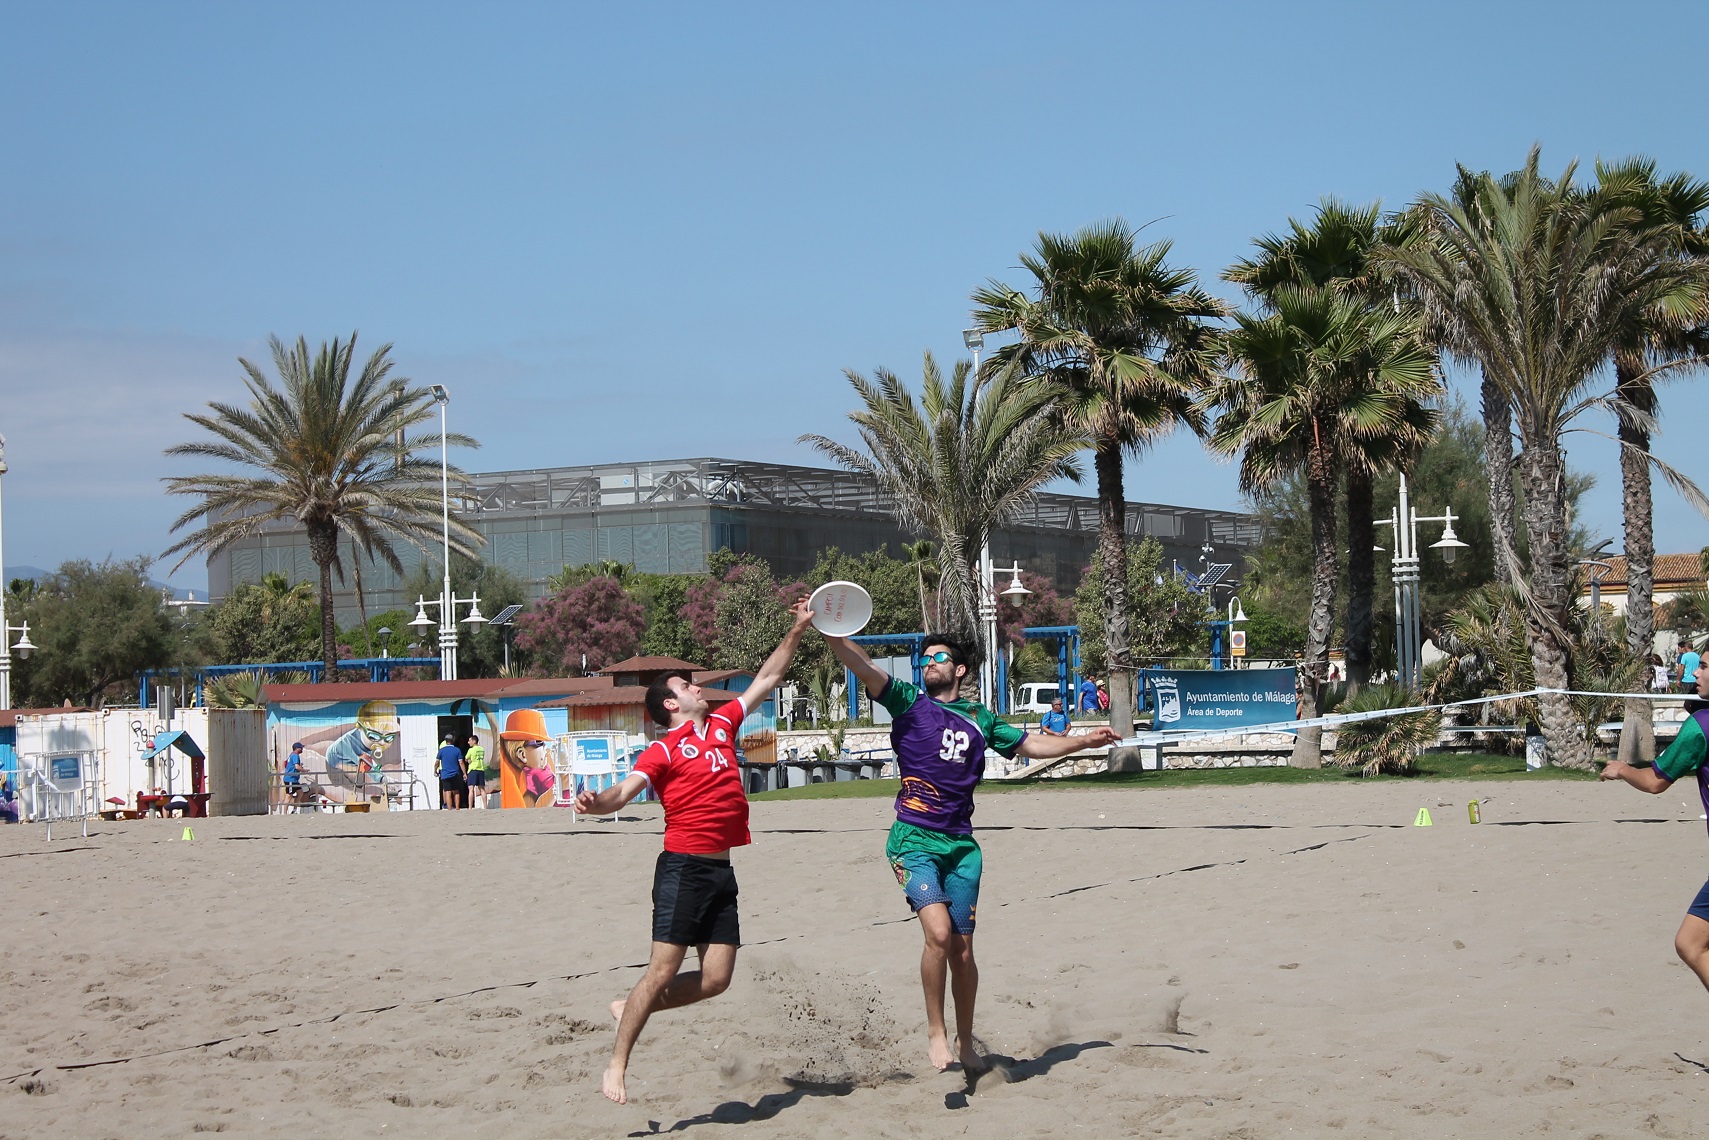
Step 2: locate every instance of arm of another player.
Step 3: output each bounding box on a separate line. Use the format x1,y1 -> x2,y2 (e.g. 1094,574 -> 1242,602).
822,631 -> 891,698
1016,723 -> 1122,760
1599,760 -> 1675,794
575,772 -> 650,815
739,596 -> 817,719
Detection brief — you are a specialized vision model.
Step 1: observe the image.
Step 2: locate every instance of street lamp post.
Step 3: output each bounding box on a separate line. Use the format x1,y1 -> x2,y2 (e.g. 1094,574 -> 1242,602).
1377,473 -> 1467,690
1578,559 -> 1613,614
978,551 -> 1030,710
1207,592 -> 1248,671
0,437 -> 39,711
412,385 -> 485,680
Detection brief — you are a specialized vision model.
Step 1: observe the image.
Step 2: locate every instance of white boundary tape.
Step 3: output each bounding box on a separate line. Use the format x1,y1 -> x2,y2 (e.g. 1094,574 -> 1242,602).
1116,687 -> 1699,747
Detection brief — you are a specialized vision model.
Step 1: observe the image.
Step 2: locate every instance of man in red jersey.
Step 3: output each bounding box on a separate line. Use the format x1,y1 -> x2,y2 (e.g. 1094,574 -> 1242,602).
575,596 -> 814,1105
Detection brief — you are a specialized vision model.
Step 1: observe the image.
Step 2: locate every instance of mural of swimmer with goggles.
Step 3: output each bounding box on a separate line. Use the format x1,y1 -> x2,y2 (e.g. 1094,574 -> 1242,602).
323,700 -> 402,787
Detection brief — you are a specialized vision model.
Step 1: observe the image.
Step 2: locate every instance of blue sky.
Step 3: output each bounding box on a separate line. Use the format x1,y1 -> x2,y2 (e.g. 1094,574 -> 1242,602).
3,0 -> 1706,591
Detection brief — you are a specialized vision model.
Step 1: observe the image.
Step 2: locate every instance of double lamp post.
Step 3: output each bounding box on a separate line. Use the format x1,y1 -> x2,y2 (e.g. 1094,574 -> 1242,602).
408,385 -> 485,681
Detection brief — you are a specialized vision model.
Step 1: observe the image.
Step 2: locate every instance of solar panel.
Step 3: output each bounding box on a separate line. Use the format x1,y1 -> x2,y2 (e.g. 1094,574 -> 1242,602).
1197,563 -> 1233,588
487,604 -> 524,626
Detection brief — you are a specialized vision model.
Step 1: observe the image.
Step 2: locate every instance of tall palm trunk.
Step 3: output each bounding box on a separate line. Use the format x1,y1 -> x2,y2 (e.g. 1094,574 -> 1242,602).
937,540 -> 981,669
307,522 -> 340,675
1094,437 -> 1135,735
1481,370 -> 1521,585
1516,440 -> 1591,769
1294,430 -> 1337,767
351,536 -> 373,658
1615,354 -> 1658,763
1344,469 -> 1376,694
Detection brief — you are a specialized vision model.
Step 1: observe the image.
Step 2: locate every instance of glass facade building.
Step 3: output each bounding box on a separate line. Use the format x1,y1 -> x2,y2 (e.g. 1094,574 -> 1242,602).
205,457 -> 1261,621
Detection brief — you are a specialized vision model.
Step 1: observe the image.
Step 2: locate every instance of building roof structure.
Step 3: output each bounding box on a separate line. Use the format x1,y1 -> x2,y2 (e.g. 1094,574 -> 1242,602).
208,455 -> 1263,620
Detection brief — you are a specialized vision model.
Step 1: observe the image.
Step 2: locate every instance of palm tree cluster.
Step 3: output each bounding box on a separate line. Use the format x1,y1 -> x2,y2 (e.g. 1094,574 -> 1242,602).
1381,150 -> 1709,768
813,148 -> 1709,773
1214,200 -> 1441,764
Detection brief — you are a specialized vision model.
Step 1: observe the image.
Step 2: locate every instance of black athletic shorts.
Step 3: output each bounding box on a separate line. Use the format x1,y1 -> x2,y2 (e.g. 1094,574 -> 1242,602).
651,851 -> 740,946
439,776 -> 467,801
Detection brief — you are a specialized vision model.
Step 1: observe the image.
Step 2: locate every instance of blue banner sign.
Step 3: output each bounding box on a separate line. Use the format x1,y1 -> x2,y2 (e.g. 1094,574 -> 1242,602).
1146,668 -> 1299,731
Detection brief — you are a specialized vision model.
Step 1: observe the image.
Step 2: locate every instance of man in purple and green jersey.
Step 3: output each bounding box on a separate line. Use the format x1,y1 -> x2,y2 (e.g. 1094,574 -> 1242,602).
824,631 -> 1120,1073
1601,656 -> 1709,993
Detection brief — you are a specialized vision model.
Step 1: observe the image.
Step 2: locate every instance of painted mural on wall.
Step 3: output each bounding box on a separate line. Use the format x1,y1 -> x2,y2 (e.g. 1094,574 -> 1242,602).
498,709 -> 557,808
284,700 -> 406,806
268,698 -> 500,809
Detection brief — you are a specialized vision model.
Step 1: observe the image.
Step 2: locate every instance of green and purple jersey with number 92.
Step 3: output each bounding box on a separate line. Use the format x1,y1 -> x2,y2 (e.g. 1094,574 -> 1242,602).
877,677 -> 1025,835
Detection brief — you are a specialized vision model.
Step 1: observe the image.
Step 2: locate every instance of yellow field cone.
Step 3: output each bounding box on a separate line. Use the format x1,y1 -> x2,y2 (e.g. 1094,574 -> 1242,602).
181,827 -> 195,842
1413,808 -> 1433,827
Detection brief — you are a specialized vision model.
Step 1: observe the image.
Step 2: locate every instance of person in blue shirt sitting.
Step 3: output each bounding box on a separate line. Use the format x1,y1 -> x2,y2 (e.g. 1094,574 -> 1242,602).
1040,697 -> 1070,736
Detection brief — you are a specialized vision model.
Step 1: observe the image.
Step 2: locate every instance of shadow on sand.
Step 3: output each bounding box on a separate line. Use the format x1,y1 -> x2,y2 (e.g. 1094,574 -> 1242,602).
944,1039 -> 1114,1110
630,1076 -> 866,1134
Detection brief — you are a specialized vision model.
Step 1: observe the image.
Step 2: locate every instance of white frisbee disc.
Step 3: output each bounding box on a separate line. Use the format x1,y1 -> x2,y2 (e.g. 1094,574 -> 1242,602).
808,580 -> 873,636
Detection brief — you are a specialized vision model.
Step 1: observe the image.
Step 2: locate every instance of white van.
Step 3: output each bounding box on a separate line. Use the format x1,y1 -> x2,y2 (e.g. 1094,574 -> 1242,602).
1013,682 -> 1070,716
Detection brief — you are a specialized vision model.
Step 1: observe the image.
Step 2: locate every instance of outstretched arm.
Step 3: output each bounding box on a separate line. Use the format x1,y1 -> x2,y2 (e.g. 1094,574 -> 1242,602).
823,633 -> 891,699
1599,760 -> 1674,794
574,772 -> 649,815
740,597 -> 817,718
1016,724 -> 1121,760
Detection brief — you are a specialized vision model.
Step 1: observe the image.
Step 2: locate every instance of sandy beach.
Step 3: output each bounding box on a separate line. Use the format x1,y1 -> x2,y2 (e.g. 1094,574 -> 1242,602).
5,776 -> 1709,1138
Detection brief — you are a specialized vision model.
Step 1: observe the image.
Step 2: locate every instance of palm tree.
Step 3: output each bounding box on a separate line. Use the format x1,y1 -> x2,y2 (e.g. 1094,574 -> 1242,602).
971,219 -> 1226,733
1224,198 -> 1438,693
1425,168 -> 1527,589
901,539 -> 939,630
1378,150 -> 1706,769
801,353 -> 1085,665
164,334 -> 483,673
1209,286 -> 1437,765
1592,158 -> 1709,762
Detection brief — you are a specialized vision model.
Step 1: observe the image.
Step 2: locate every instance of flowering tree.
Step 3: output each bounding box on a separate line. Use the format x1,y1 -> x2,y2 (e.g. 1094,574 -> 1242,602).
514,576 -> 645,675
996,570 -> 1075,650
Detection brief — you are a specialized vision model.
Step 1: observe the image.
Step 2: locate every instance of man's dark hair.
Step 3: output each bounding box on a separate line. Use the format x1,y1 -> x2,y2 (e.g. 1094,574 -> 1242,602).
921,633 -> 970,669
644,670 -> 694,728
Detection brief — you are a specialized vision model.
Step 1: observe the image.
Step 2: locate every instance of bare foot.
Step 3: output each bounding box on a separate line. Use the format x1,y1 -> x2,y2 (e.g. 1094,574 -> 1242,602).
957,1037 -> 985,1073
609,999 -> 625,1022
602,1061 -> 628,1104
927,1031 -> 955,1071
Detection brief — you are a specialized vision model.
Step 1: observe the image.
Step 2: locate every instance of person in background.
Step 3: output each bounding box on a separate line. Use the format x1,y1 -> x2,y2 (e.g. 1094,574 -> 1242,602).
437,733 -> 467,809
0,774 -> 17,824
1077,675 -> 1099,713
283,742 -> 305,802
1652,653 -> 1672,694
1096,678 -> 1110,711
464,734 -> 489,808
1039,697 -> 1070,737
1683,646 -> 1703,694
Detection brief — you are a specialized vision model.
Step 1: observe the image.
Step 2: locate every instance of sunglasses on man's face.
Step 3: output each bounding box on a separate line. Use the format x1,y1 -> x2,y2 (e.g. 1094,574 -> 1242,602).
919,651 -> 955,665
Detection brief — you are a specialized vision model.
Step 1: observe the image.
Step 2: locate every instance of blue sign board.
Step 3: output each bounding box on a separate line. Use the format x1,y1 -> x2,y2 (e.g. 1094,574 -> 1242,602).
1147,668 -> 1298,731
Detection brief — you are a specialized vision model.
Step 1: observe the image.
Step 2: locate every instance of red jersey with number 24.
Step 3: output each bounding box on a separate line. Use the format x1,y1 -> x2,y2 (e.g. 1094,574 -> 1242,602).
633,700 -> 750,854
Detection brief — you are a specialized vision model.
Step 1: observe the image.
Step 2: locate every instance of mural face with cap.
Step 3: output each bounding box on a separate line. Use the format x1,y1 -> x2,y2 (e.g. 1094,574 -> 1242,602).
499,708 -> 556,807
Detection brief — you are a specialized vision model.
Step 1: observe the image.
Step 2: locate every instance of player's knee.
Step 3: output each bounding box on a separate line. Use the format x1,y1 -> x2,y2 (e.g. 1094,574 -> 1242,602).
921,925 -> 955,957
702,970 -> 733,998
